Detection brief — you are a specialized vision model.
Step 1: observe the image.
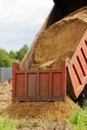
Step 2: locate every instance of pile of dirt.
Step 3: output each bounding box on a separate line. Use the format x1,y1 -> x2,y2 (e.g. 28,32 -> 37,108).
0,81 -> 75,129
0,80 -> 80,122
1,96 -> 81,121
0,80 -> 12,110
30,8 -> 87,70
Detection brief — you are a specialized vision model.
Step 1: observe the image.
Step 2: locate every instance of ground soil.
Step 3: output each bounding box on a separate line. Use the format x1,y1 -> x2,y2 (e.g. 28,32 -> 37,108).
0,80 -> 12,110
1,96 -> 80,121
16,120 -> 72,130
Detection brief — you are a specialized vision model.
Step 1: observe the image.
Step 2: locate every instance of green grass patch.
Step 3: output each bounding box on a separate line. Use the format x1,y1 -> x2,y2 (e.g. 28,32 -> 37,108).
0,112 -> 54,130
68,106 -> 87,130
0,114 -> 16,130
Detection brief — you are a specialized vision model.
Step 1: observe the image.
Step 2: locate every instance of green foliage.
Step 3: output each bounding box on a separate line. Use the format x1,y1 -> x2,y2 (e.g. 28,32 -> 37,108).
8,50 -> 17,59
0,114 -> 16,130
16,44 -> 28,60
0,48 -> 14,67
0,44 -> 28,67
83,100 -> 87,110
68,107 -> 87,130
69,111 -> 79,125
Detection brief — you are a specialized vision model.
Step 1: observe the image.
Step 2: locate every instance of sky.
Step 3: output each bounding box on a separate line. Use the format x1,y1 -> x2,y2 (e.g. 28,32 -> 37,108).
0,0 -> 54,52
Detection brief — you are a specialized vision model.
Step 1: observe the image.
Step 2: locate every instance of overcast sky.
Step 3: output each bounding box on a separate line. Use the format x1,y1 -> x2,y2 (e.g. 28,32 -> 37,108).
0,0 -> 53,52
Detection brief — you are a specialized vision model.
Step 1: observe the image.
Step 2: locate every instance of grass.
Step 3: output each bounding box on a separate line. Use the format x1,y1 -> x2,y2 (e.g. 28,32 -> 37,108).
68,102 -> 87,130
1,102 -> 87,130
0,113 -> 25,130
0,114 -> 16,130
0,112 -> 53,130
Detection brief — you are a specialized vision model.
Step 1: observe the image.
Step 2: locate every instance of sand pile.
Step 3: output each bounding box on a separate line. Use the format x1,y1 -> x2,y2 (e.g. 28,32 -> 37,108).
0,80 -> 12,110
0,81 -> 80,121
30,8 -> 87,70
0,81 -> 81,121
1,96 -> 81,121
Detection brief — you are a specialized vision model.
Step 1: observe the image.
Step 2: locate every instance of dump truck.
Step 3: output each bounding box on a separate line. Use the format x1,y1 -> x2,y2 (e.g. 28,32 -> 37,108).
12,0 -> 87,103
20,0 -> 87,69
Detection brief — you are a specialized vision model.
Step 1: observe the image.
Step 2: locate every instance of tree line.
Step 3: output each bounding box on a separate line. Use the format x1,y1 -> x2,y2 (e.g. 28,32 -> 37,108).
0,44 -> 28,67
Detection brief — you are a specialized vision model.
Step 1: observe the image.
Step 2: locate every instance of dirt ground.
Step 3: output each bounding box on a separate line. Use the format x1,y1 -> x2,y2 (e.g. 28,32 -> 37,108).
0,80 -> 12,110
16,120 -> 73,130
1,96 -> 80,121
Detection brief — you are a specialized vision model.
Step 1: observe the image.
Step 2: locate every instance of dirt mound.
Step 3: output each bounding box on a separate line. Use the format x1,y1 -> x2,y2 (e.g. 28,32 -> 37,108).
0,80 -> 12,110
1,96 -> 81,121
0,80 -> 80,122
30,6 -> 87,70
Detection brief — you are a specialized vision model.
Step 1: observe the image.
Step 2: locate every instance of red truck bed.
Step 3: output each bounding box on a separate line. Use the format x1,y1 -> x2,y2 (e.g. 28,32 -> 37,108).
12,62 -> 66,101
67,29 -> 87,99
12,30 -> 87,102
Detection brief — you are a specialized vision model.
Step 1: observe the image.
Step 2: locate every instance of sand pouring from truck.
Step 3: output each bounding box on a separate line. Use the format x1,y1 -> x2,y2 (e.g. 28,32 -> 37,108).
12,0 -> 87,103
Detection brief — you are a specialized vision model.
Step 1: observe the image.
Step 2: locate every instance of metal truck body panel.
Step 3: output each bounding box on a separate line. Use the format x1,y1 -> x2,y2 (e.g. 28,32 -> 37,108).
12,62 -> 66,101
12,1 -> 87,101
67,29 -> 87,99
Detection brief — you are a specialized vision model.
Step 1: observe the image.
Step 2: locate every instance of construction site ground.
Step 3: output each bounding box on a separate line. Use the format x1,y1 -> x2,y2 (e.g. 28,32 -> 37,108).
0,7 -> 87,130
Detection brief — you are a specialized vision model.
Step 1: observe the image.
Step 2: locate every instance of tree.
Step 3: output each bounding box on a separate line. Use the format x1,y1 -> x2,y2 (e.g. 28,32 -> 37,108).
16,44 -> 28,60
8,50 -> 17,59
0,48 -> 14,67
0,44 -> 28,67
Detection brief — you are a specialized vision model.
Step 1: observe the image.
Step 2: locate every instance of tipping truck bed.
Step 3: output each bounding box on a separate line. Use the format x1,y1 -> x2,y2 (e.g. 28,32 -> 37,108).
20,0 -> 87,70
12,30 -> 87,101
53,0 -> 87,17
13,1 -> 87,101
12,62 -> 66,101
67,29 -> 87,99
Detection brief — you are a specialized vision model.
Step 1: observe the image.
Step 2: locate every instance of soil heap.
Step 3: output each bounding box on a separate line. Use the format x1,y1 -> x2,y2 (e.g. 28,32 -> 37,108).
0,80 -> 12,110
1,96 -> 81,121
0,81 -> 81,121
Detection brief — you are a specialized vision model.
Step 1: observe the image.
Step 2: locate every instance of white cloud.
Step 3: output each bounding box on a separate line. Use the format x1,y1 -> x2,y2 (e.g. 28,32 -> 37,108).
0,0 -> 53,24
0,0 -> 53,51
